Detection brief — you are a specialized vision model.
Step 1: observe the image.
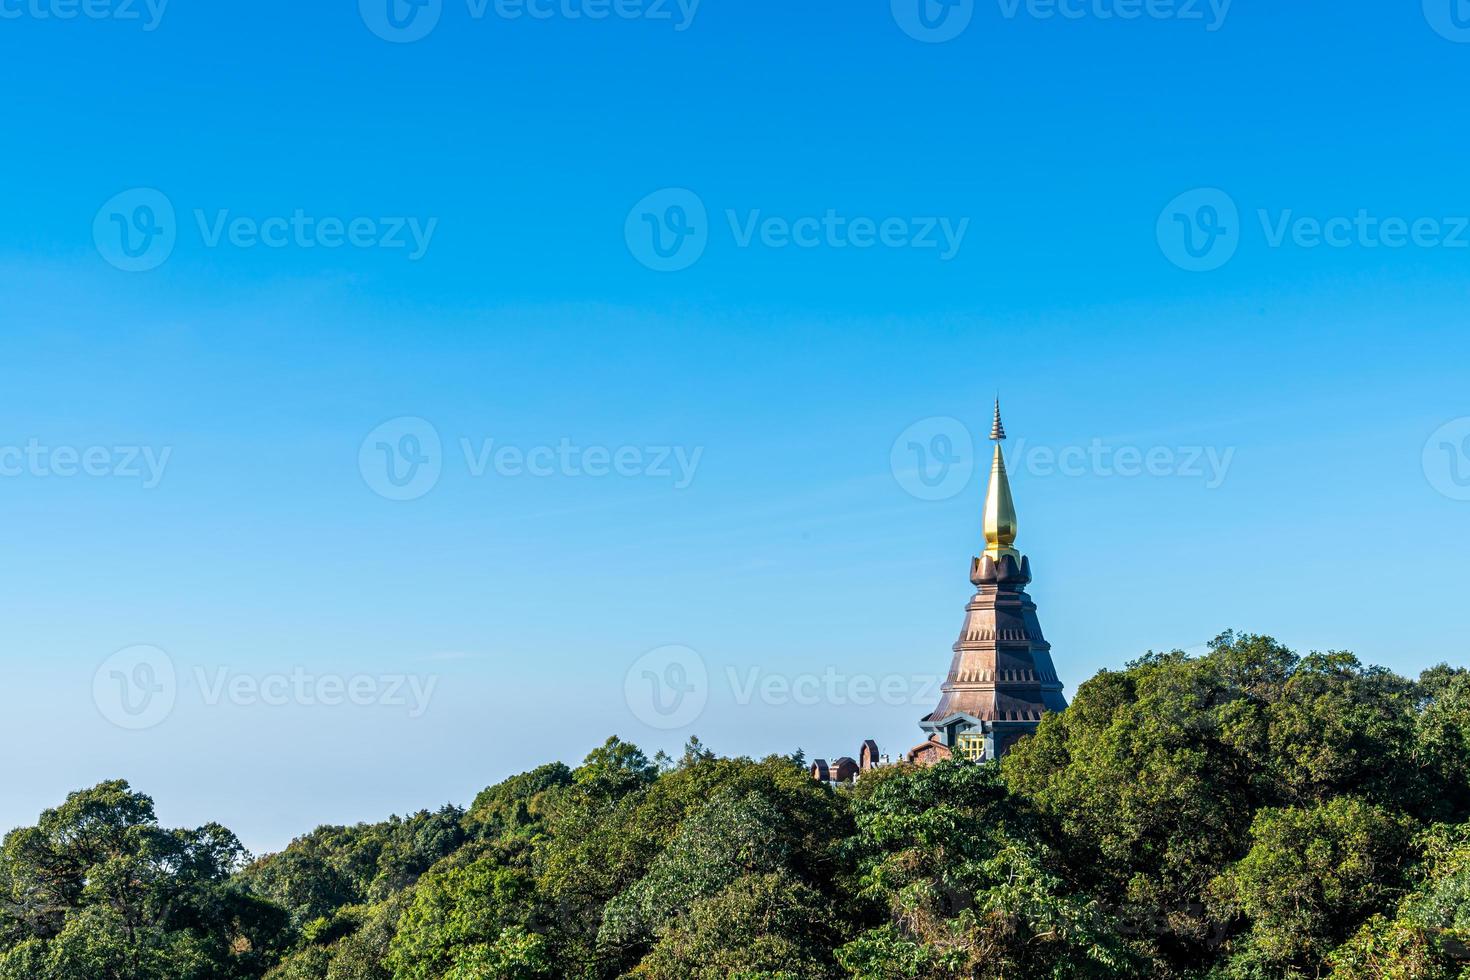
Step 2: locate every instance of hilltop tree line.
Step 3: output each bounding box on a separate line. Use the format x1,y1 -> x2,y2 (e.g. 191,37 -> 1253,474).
4,632 -> 1470,978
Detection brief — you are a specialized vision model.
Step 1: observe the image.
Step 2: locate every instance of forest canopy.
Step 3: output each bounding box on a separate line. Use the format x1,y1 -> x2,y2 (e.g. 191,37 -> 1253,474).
4,632 -> 1470,979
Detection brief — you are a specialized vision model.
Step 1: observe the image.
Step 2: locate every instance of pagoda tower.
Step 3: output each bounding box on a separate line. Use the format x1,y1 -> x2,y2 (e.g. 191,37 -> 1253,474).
918,400 -> 1067,761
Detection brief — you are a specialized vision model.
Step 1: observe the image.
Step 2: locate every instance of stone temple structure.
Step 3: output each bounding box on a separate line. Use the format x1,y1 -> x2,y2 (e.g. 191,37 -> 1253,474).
810,401 -> 1067,781
917,399 -> 1068,762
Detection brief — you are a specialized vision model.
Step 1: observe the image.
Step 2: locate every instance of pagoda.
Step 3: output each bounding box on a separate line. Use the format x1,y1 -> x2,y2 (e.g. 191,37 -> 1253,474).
916,400 -> 1068,762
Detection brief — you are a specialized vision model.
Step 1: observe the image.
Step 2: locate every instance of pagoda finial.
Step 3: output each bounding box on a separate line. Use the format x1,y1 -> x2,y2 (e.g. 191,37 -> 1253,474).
982,399 -> 1018,561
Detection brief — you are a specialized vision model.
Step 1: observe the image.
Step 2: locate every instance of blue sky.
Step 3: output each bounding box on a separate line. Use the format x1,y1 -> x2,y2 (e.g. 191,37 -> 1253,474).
1,0 -> 1468,851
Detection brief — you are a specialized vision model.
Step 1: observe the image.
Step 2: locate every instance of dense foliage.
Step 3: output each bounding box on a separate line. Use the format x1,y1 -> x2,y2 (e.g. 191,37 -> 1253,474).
4,633 -> 1470,978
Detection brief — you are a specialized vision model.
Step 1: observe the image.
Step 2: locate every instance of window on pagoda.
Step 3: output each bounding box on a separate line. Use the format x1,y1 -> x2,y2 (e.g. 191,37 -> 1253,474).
956,732 -> 985,761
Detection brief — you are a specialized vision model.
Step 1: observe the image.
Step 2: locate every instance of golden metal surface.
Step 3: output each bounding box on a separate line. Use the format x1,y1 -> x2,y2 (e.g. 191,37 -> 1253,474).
982,400 -> 1019,561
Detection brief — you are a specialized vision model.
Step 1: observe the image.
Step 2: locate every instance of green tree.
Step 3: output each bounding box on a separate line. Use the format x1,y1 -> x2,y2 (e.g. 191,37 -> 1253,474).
598,789 -> 801,953
633,872 -> 841,980
1326,822 -> 1470,979
1213,797 -> 1418,976
840,760 -> 1134,980
1415,670 -> 1470,822
1002,632 -> 1431,970
4,633 -> 1457,980
385,850 -> 552,980
240,807 -> 466,929
465,764 -> 572,840
0,781 -> 284,980
538,746 -> 851,977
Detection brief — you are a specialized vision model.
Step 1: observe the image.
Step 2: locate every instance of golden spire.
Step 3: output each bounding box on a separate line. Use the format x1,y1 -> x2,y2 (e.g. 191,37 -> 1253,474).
982,398 -> 1019,561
